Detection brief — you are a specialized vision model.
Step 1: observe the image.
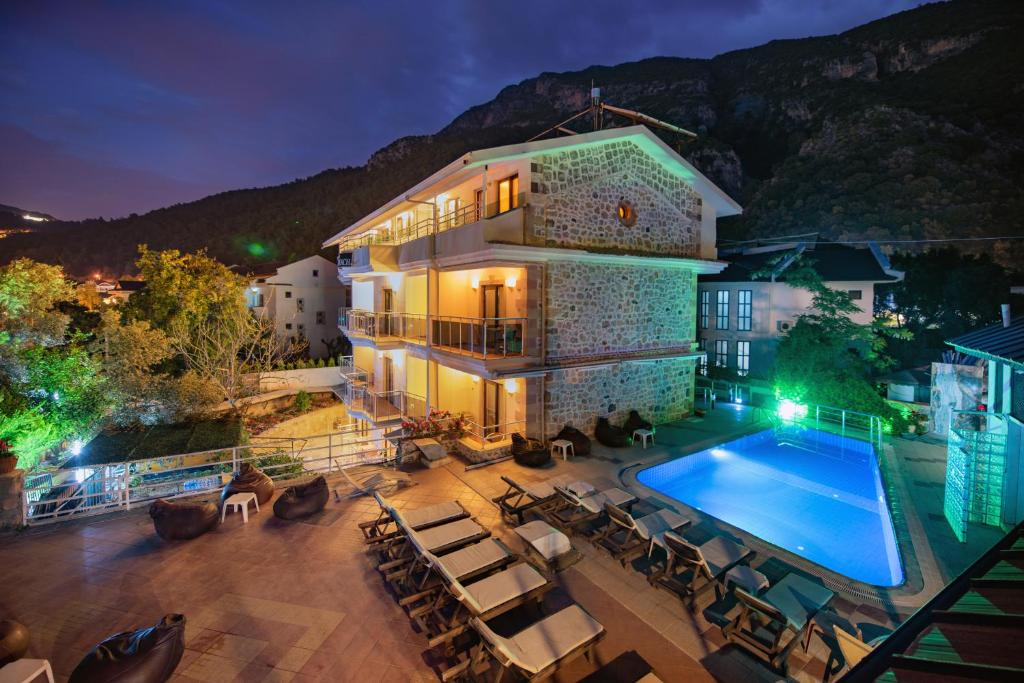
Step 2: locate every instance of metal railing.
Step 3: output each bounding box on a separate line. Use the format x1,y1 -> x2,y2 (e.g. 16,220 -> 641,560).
341,309 -> 427,343
462,418 -> 527,449
335,193 -> 526,253
432,315 -> 526,358
22,427 -> 397,525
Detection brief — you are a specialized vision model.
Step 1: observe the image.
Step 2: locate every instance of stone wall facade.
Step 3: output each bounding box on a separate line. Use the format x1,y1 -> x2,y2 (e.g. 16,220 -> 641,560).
529,139 -> 702,256
545,261 -> 696,362
544,359 -> 696,438
0,470 -> 25,530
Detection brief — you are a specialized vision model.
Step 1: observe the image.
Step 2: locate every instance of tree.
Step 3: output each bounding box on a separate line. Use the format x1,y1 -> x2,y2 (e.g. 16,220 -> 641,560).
764,257 -> 911,431
0,258 -> 75,347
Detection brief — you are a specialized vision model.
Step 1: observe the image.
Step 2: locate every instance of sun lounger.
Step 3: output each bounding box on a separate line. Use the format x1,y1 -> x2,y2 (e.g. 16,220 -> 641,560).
514,520 -> 578,571
804,610 -> 889,682
390,535 -> 517,598
597,503 -> 692,566
492,473 -> 576,525
377,516 -> 491,571
360,491 -> 469,541
722,573 -> 835,675
650,531 -> 753,607
445,605 -> 605,681
547,483 -> 636,535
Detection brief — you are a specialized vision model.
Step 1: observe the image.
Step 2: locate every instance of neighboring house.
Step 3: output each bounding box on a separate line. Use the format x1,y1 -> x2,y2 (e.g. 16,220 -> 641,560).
877,367 -> 931,404
696,241 -> 903,378
943,305 -> 1024,541
322,125 -> 740,457
247,255 -> 347,359
105,279 -> 145,304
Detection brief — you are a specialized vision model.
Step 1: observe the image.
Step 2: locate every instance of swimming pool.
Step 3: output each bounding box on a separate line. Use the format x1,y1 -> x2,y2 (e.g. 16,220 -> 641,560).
636,426 -> 904,586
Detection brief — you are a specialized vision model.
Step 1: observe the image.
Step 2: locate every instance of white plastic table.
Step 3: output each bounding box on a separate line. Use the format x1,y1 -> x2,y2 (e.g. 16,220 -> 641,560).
221,492 -> 259,523
550,439 -> 574,461
0,659 -> 54,683
633,428 -> 654,449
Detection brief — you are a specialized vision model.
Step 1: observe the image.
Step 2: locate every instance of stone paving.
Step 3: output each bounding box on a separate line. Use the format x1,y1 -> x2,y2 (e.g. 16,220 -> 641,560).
0,406 -> 1002,682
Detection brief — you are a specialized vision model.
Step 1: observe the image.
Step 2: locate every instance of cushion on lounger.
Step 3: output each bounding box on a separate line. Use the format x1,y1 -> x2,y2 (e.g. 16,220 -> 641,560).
476,605 -> 604,674
580,488 -> 636,514
633,509 -> 690,540
515,520 -> 573,561
699,536 -> 752,576
455,563 -> 547,614
521,474 -> 576,500
436,540 -> 511,579
410,517 -> 485,552
400,500 -> 465,529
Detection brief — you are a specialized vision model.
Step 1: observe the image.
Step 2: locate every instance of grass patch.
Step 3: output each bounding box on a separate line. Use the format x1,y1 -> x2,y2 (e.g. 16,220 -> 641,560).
77,417 -> 243,465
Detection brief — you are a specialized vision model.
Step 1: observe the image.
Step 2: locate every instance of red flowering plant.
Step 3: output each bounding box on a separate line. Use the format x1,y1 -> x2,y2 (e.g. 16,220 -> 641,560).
400,409 -> 468,439
0,439 -> 10,454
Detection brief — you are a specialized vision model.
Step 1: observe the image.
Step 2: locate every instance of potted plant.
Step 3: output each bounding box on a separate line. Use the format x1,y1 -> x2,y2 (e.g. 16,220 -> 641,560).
0,439 -> 17,474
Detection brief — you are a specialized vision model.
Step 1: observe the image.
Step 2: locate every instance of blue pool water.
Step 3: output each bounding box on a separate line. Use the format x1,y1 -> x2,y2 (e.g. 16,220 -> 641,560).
637,427 -> 904,586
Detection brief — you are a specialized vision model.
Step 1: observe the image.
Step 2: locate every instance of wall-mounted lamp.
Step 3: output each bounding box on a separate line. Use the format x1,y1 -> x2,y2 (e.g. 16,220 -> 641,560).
505,276 -> 517,289
470,374 -> 480,383
504,379 -> 518,393
471,276 -> 480,290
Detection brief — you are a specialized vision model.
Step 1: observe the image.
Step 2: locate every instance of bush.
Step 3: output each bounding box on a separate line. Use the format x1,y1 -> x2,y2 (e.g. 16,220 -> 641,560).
327,357 -> 336,367
294,390 -> 312,412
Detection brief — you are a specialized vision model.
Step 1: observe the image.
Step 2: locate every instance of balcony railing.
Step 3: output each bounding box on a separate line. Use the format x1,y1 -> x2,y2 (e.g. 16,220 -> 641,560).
462,418 -> 527,449
432,316 -> 526,358
345,385 -> 426,424
341,309 -> 427,343
335,193 -> 526,254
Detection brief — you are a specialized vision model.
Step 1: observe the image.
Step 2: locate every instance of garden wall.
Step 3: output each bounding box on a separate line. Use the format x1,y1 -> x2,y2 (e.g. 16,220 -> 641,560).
254,367 -> 342,392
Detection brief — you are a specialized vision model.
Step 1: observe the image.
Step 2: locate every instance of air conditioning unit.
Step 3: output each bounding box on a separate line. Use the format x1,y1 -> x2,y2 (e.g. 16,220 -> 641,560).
776,320 -> 794,332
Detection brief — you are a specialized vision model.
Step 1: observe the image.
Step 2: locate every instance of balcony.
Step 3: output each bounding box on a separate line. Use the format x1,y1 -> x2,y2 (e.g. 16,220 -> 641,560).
432,316 -> 526,359
336,357 -> 426,424
340,309 -> 427,344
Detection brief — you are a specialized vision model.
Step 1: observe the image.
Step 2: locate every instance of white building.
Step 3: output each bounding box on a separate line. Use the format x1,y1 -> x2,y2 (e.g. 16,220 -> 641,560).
696,241 -> 903,378
247,255 -> 348,359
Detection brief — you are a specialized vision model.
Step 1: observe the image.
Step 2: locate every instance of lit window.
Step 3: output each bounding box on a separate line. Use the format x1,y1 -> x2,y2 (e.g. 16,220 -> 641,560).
716,291 -> 729,330
715,340 -> 728,367
737,341 -> 750,376
738,290 -> 752,331
616,199 -> 637,227
700,291 -> 709,329
497,174 -> 519,214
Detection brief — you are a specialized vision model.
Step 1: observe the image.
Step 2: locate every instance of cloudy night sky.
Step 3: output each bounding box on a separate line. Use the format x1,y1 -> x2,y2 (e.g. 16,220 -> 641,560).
0,0 -> 920,221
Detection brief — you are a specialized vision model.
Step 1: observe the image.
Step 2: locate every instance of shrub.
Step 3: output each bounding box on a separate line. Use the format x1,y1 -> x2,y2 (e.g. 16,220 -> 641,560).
294,390 -> 312,412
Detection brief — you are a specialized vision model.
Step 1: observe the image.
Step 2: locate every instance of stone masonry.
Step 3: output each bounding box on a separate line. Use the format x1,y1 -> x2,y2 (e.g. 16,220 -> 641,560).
529,139 -> 702,256
0,469 -> 25,529
545,261 -> 696,362
544,359 -> 696,438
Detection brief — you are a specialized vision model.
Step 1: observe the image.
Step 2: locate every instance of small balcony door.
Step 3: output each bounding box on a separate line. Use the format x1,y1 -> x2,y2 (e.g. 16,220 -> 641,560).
481,284 -> 503,355
483,380 -> 502,438
381,288 -> 394,336
382,356 -> 394,394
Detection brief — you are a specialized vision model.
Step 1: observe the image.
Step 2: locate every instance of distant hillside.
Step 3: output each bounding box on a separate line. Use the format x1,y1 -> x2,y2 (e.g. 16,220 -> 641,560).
2,0 -> 1022,276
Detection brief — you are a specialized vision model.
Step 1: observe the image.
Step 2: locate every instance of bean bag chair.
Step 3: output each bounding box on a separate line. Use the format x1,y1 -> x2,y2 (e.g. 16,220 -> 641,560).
149,499 -> 219,541
69,613 -> 185,683
553,425 -> 591,457
622,410 -> 653,435
0,620 -> 30,666
511,433 -> 551,468
273,476 -> 329,520
595,417 -> 630,448
221,463 -> 274,506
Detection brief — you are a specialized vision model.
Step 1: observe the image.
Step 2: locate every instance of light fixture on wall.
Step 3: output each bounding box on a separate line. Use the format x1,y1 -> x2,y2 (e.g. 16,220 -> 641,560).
505,276 -> 517,289
470,374 -> 480,383
504,379 -> 518,393
471,276 -> 480,290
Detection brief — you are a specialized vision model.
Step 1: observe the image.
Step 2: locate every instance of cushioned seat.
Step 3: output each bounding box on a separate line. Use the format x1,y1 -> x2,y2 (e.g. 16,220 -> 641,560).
622,410 -> 653,435
221,463 -> 274,506
595,417 -> 630,448
69,614 -> 185,683
511,433 -> 551,467
149,499 -> 219,541
273,476 -> 328,520
553,425 -> 591,457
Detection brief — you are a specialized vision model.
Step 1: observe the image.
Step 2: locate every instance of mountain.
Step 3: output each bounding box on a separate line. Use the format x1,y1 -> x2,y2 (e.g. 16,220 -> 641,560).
2,0 -> 1022,276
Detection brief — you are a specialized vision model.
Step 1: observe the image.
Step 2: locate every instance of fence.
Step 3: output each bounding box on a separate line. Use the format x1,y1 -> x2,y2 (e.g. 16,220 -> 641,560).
944,410 -> 1008,542
22,425 -> 396,526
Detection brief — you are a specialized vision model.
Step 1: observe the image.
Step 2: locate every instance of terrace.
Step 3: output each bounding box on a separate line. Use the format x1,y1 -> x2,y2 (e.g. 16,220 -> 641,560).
1,406 -> 1012,682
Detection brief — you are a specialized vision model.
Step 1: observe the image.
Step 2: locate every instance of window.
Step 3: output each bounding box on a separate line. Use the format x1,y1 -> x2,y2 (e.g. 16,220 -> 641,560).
848,289 -> 863,300
247,291 -> 264,308
496,174 -> 519,214
716,290 -> 729,330
699,291 -> 710,329
737,341 -> 750,376
715,340 -> 728,367
316,311 -> 325,325
699,339 -> 708,375
285,323 -> 293,330
312,269 -> 319,277
284,291 -> 292,299
737,290 -> 752,331
296,298 -> 304,313
297,324 -> 305,334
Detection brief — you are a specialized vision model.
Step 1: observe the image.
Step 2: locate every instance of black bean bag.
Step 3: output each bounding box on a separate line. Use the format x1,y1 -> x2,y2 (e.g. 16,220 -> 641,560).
0,620 -> 29,667
595,417 -> 630,448
554,425 -> 591,457
69,613 -> 185,683
221,462 -> 274,506
273,476 -> 329,520
622,410 -> 653,435
149,499 -> 219,541
511,433 -> 551,467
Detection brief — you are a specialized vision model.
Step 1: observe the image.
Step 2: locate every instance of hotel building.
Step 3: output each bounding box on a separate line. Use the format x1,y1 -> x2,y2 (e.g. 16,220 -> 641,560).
322,126 -> 741,460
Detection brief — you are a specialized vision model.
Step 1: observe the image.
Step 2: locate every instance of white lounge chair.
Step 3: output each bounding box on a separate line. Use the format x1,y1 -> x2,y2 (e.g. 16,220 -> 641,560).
598,503 -> 692,565
548,482 -> 636,534
361,491 -> 468,542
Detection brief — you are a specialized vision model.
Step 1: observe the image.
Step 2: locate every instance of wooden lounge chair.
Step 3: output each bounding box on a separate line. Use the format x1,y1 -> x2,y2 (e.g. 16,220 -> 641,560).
597,503 -> 692,566
547,482 -> 636,535
421,557 -> 553,648
360,491 -> 469,542
377,516 -> 491,572
390,534 -> 517,599
650,531 -> 753,608
804,611 -> 890,682
443,605 -> 605,682
722,573 -> 835,675
492,473 -> 575,525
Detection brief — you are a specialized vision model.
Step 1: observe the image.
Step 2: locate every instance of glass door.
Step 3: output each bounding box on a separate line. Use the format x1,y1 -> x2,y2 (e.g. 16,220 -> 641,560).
481,284 -> 502,355
381,288 -> 393,336
483,380 -> 502,439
